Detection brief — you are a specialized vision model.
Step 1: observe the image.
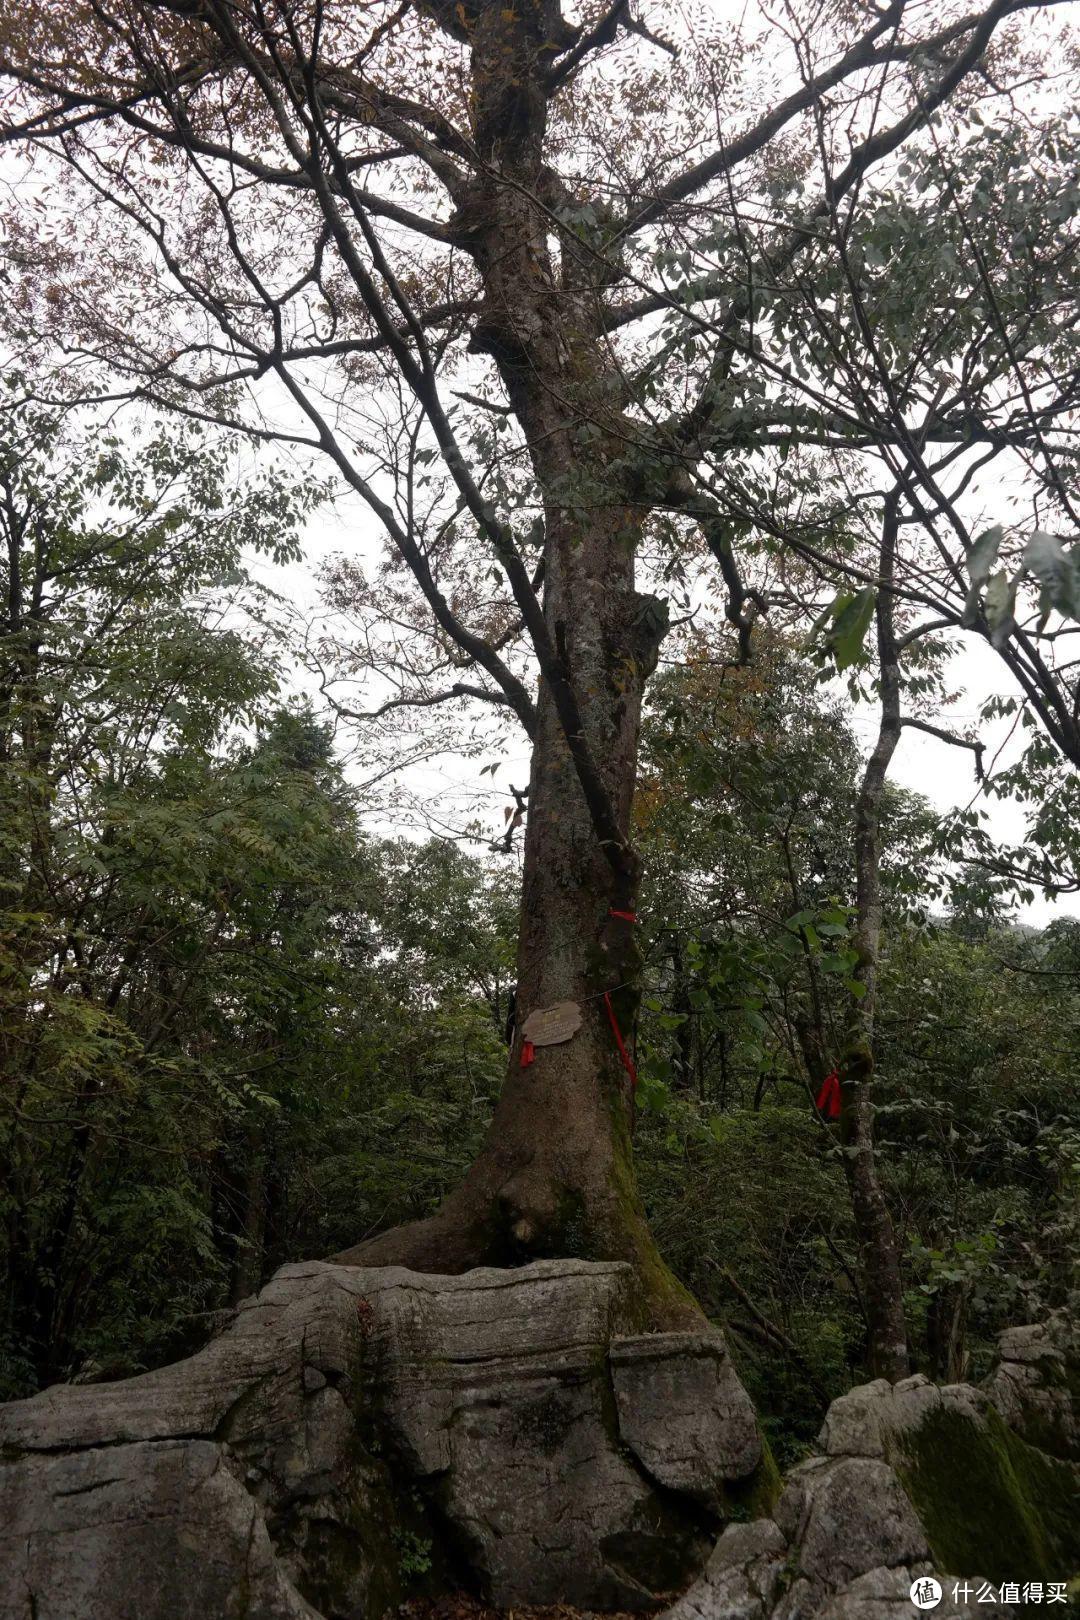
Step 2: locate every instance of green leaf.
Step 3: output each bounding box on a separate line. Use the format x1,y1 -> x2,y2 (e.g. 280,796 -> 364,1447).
804,593 -> 848,651
984,569 -> 1018,647
785,908 -> 816,930
961,524 -> 1004,627
967,524 -> 1004,588
830,586 -> 877,670
1023,530 -> 1080,622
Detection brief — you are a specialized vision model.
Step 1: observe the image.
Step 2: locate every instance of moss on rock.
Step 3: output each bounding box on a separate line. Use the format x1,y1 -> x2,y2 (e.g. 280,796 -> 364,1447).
893,1402 -> 1080,1584
718,1437 -> 783,1524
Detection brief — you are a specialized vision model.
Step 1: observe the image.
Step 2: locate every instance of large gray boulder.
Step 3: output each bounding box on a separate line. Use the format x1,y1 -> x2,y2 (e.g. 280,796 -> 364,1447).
772,1453 -> 929,1613
6,1263 -> 1075,1620
986,1314 -> 1080,1463
0,1258 -> 764,1620
610,1331 -> 763,1511
659,1520 -> 788,1620
826,1567 -> 1021,1620
0,1441 -> 321,1620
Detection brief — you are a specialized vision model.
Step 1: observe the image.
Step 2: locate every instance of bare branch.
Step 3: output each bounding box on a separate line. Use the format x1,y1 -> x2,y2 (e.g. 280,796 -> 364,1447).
901,718 -> 985,779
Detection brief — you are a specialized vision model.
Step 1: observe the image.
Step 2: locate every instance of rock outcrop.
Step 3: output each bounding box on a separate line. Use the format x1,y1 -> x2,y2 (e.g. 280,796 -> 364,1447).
660,1331 -> 1080,1620
986,1313 -> 1080,1464
0,1258 -> 766,1620
3,1261 -> 1077,1620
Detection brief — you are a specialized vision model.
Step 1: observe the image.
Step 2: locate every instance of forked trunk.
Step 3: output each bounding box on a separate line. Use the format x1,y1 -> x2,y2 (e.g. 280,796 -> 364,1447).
337,0 -> 697,1323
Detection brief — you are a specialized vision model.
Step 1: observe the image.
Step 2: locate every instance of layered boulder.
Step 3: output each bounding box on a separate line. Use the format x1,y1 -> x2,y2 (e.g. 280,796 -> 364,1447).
0,1258 -> 767,1620
662,1339 -> 1080,1619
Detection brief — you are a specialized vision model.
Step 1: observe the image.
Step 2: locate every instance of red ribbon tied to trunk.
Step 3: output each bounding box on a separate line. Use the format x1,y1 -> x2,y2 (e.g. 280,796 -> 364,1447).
816,1069 -> 841,1120
603,991 -> 638,1090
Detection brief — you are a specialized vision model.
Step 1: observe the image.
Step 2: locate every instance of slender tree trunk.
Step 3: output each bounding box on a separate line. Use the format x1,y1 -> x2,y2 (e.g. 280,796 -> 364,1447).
926,1283 -> 968,1383
840,495 -> 909,1383
670,939 -> 696,1093
229,1127 -> 268,1308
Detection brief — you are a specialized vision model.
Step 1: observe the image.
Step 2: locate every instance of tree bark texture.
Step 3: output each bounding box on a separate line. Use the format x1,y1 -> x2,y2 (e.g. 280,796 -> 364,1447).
840,496 -> 910,1383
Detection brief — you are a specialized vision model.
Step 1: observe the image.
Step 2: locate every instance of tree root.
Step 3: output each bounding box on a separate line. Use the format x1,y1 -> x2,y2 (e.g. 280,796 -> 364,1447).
330,1171 -> 703,1331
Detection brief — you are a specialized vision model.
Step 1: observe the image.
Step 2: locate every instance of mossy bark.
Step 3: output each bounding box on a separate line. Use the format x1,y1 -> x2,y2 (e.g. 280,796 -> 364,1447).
333,427 -> 691,1323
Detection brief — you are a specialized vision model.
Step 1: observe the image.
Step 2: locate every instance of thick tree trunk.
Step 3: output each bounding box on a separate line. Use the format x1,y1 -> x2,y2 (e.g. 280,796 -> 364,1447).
338,503 -> 695,1322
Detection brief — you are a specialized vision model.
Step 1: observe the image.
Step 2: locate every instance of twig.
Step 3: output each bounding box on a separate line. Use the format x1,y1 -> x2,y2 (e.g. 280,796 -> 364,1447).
709,1261 -> 832,1403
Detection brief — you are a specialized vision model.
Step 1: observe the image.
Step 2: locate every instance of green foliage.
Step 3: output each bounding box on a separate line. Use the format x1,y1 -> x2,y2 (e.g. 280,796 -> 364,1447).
638,1101 -> 863,1455
0,406 -> 329,1390
0,407 -> 508,1393
393,1528 -> 434,1579
629,629 -> 1080,1436
807,587 -> 878,673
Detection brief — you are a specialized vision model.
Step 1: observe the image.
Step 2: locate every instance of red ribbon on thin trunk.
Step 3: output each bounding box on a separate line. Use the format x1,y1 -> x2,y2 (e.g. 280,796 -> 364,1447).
816,1069 -> 841,1120
604,911 -> 639,1087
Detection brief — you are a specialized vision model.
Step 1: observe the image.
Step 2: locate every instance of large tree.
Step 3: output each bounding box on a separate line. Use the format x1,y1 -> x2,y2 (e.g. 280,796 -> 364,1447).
0,0 -> 1067,1319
